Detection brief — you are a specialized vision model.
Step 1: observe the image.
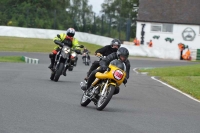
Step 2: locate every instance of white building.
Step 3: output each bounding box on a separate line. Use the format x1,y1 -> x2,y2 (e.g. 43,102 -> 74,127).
136,0 -> 200,59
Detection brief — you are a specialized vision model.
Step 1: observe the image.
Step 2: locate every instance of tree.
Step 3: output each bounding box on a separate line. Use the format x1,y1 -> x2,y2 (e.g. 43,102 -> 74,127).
101,0 -> 139,40
0,0 -> 139,40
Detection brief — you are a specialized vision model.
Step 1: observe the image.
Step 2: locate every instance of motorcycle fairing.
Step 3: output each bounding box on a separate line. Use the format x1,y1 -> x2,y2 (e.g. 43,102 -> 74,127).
95,64 -> 126,85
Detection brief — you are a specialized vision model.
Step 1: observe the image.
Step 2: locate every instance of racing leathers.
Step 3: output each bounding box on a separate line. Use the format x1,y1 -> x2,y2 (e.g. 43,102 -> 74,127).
49,33 -> 81,76
86,45 -> 118,79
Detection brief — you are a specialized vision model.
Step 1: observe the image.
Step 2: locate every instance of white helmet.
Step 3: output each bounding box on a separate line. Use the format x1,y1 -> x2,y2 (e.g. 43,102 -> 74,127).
66,28 -> 75,37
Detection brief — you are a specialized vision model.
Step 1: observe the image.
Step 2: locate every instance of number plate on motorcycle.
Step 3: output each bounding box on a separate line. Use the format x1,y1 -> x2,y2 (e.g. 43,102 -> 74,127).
113,70 -> 124,80
64,47 -> 70,53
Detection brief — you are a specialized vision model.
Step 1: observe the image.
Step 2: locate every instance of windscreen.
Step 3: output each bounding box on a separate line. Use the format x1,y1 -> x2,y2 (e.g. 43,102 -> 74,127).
110,59 -> 126,71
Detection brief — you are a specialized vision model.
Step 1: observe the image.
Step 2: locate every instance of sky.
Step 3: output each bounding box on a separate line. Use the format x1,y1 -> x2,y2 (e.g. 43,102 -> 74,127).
88,0 -> 104,15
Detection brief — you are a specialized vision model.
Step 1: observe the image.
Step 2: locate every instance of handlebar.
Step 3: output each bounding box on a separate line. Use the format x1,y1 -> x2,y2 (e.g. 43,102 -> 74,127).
74,45 -> 84,48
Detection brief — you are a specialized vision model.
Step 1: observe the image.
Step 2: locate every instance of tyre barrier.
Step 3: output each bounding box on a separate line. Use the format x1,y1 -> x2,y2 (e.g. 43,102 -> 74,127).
21,56 -> 39,64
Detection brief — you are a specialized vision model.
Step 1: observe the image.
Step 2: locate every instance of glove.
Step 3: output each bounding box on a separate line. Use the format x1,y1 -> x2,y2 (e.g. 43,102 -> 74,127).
54,40 -> 64,47
123,78 -> 127,84
96,53 -> 102,57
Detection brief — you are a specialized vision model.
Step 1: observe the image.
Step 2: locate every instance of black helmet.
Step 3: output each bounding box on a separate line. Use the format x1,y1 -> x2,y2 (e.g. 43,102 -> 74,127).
110,38 -> 121,48
117,47 -> 129,62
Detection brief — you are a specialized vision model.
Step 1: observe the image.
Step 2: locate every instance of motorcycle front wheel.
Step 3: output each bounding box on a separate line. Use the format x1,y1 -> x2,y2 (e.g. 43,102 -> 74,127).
54,63 -> 64,82
85,57 -> 89,66
80,93 -> 91,106
83,58 -> 87,66
86,58 -> 90,66
50,71 -> 55,80
96,85 -> 115,111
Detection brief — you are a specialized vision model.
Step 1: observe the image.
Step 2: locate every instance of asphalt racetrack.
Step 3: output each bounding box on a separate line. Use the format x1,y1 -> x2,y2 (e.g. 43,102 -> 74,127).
0,52 -> 200,133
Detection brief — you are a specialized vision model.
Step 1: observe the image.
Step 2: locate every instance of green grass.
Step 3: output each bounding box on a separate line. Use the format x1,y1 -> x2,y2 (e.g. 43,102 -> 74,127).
0,36 -> 102,54
139,64 -> 200,100
0,56 -> 25,63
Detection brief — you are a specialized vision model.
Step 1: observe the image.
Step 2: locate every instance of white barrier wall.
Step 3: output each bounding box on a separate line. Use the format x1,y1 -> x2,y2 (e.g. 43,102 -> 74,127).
0,26 -> 113,47
136,22 -> 200,59
136,22 -> 200,50
0,26 -> 181,59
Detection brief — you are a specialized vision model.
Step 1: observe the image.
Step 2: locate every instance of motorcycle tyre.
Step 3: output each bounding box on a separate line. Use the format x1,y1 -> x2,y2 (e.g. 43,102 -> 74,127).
87,61 -> 90,66
85,58 -> 89,66
84,58 -> 87,66
80,93 -> 91,107
50,71 -> 55,81
74,61 -> 77,66
54,63 -> 64,82
96,85 -> 115,111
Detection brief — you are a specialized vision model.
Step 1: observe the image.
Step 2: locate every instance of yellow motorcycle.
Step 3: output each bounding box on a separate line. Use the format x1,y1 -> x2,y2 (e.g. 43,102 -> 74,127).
80,59 -> 126,111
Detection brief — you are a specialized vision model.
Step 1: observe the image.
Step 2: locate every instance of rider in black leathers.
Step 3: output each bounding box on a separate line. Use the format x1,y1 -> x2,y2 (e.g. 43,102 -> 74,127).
84,38 -> 121,81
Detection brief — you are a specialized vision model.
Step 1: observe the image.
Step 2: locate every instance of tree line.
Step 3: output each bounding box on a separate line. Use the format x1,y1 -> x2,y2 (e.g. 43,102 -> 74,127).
0,0 -> 139,41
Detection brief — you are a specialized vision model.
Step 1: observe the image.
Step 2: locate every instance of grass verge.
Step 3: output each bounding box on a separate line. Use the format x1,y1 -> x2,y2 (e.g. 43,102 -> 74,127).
0,56 -> 25,63
138,64 -> 200,100
0,36 -> 102,54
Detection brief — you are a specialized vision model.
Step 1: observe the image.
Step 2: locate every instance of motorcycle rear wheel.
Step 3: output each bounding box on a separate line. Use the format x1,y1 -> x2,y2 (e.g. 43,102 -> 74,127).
74,61 -> 77,66
80,93 -> 91,106
96,85 -> 115,111
54,63 -> 64,82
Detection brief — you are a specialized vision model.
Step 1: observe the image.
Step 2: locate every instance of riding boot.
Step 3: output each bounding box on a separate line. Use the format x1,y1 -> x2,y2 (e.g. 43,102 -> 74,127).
48,58 -> 55,70
84,77 -> 88,82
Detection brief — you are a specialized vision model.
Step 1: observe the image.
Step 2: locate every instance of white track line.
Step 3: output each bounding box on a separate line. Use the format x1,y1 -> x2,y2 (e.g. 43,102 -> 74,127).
133,68 -> 200,103
133,68 -> 139,74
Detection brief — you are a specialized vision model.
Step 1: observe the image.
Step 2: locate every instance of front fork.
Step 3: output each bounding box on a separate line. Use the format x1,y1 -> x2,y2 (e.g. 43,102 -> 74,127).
55,54 -> 61,71
64,57 -> 69,70
101,81 -> 117,97
54,54 -> 69,71
101,80 -> 109,96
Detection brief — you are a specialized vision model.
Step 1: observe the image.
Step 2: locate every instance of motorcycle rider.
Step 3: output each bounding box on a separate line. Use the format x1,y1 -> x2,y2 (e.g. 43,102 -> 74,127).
81,47 -> 130,95
82,47 -> 91,61
48,28 -> 81,76
84,38 -> 121,81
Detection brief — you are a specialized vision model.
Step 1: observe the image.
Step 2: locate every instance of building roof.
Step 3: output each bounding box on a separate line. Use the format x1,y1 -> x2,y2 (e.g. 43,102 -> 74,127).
137,0 -> 200,25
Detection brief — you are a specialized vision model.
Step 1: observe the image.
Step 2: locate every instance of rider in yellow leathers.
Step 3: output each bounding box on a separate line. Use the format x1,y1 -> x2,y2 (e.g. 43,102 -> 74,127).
48,28 -> 81,76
